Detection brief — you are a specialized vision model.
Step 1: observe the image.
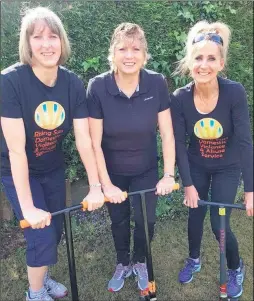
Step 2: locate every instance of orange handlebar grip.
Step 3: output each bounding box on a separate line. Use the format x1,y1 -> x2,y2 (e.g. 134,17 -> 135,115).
81,200 -> 88,211
20,220 -> 30,229
104,197 -> 111,203
19,215 -> 52,229
81,191 -> 128,211
81,197 -> 109,211
104,192 -> 128,202
173,183 -> 180,190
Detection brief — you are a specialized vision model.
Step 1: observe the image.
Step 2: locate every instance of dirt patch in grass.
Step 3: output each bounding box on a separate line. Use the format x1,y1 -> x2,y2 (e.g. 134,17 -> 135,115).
0,222 -> 25,260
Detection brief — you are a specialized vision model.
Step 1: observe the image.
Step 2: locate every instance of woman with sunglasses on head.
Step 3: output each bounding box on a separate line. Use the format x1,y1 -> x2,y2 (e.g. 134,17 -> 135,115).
1,7 -> 104,301
87,23 -> 176,292
170,21 -> 253,299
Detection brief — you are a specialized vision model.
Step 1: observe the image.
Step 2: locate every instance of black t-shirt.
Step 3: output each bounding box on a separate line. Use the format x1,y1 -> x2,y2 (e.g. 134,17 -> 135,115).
1,63 -> 89,176
171,76 -> 253,192
87,68 -> 170,176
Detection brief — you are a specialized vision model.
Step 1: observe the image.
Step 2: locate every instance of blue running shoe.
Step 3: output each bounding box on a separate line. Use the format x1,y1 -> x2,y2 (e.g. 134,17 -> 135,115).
178,258 -> 201,284
227,258 -> 245,298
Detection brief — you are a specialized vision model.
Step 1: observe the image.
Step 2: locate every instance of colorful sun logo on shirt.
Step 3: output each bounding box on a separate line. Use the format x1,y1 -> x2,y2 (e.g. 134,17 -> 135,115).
194,118 -> 223,139
34,101 -> 65,130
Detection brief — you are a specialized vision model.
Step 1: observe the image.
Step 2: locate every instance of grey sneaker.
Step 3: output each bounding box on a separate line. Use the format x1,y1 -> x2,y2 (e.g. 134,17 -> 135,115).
26,287 -> 53,301
133,262 -> 149,290
108,263 -> 132,292
44,273 -> 68,299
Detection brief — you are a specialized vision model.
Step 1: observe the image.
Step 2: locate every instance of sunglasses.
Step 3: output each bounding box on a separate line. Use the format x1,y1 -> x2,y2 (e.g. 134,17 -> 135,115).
192,33 -> 224,46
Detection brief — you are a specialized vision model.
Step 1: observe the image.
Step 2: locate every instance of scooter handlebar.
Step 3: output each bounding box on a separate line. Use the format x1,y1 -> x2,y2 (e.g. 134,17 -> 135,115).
19,193 -> 117,229
81,183 -> 179,210
198,200 -> 246,210
80,192 -> 128,211
20,183 -> 180,229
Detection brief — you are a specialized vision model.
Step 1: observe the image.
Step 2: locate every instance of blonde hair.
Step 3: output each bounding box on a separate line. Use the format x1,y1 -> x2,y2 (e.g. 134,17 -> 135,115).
108,22 -> 150,71
19,6 -> 71,65
175,21 -> 231,76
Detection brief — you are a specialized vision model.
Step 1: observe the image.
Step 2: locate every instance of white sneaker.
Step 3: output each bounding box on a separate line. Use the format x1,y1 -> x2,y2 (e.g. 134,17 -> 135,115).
44,273 -> 68,299
26,288 -> 53,301
133,262 -> 149,290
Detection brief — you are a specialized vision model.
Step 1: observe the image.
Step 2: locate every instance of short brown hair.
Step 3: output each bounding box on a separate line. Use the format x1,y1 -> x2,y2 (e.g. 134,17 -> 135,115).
108,22 -> 150,71
19,7 -> 71,65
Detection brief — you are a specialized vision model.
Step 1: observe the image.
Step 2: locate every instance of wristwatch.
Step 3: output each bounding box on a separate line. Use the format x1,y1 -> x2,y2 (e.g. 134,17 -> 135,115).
163,173 -> 175,179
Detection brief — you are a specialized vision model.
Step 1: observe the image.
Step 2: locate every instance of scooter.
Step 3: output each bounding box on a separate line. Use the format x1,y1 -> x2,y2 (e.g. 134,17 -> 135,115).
20,183 -> 180,301
125,186 -> 179,301
198,200 -> 246,301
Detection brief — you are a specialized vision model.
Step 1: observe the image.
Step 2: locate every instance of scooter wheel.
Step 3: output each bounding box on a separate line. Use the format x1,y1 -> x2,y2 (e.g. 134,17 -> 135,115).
227,298 -> 239,301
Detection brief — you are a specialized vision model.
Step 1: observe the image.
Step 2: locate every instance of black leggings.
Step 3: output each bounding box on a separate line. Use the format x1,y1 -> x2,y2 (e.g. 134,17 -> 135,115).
106,167 -> 158,266
188,163 -> 241,270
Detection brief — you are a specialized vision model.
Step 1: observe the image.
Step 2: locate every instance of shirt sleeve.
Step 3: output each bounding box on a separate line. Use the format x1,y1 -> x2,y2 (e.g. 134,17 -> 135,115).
158,75 -> 170,112
86,79 -> 103,119
1,74 -> 22,118
232,84 -> 253,192
73,77 -> 89,119
170,93 -> 193,187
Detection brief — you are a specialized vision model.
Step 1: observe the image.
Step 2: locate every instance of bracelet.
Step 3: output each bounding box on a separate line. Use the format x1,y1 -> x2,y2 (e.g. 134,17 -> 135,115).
163,173 -> 175,179
89,183 -> 102,188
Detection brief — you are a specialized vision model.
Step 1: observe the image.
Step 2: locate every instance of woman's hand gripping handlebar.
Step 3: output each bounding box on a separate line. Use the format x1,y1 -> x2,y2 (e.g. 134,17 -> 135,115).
20,183 -> 180,229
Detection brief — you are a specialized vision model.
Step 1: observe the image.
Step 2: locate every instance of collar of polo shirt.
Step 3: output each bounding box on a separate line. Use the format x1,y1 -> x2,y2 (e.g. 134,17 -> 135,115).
105,68 -> 152,96
118,84 -> 139,93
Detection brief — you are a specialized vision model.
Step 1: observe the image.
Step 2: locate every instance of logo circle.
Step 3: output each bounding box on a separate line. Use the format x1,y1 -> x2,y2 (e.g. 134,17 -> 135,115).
34,101 -> 65,130
194,118 -> 223,139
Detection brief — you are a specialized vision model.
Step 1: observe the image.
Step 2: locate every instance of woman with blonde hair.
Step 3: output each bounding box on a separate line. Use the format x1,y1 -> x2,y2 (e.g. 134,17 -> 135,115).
171,21 -> 253,299
1,7 -> 104,301
87,23 -> 176,292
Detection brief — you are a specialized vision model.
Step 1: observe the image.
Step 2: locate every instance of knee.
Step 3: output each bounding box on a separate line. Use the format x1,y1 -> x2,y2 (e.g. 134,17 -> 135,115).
211,221 -> 232,241
188,206 -> 207,222
53,215 -> 64,245
107,203 -> 130,225
111,215 -> 130,232
148,222 -> 155,239
135,220 -> 155,239
211,222 -> 220,240
25,225 -> 58,267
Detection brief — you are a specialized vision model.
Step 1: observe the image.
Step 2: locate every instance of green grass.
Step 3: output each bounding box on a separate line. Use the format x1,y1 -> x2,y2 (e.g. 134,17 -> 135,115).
1,210 -> 253,301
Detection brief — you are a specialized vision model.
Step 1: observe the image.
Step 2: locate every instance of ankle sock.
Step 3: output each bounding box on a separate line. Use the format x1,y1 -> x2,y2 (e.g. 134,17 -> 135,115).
190,257 -> 200,264
44,271 -> 50,284
29,286 -> 46,298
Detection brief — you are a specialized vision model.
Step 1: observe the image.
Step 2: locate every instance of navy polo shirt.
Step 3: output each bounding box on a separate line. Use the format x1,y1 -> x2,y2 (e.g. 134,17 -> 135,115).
87,68 -> 170,176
